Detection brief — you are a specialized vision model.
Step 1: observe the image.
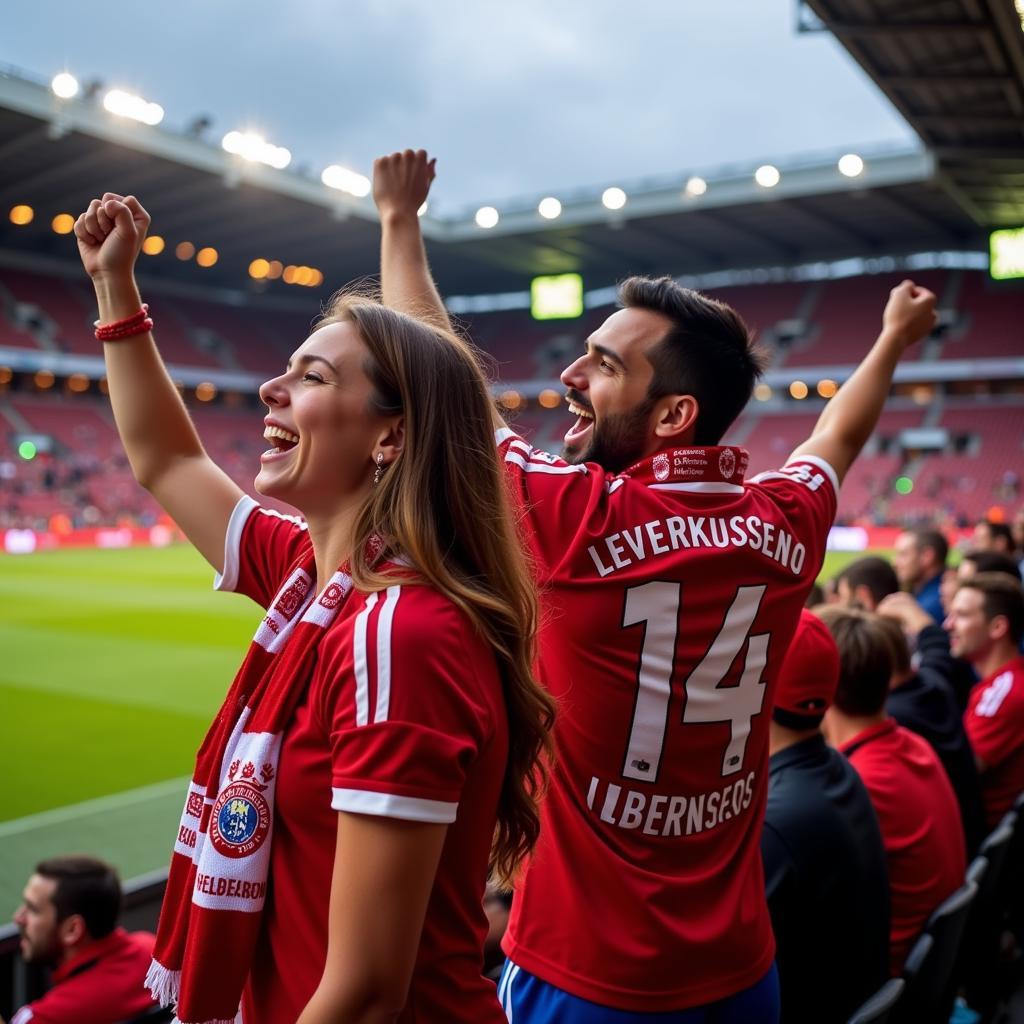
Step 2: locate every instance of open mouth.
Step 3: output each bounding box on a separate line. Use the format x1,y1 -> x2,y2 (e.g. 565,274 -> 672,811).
565,399 -> 594,442
262,425 -> 299,459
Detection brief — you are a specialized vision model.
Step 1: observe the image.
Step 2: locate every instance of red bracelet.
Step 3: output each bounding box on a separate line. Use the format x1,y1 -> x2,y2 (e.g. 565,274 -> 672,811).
94,304 -> 153,341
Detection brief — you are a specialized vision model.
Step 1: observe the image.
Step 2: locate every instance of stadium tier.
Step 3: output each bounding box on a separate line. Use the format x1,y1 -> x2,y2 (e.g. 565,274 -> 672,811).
1,267 -> 1021,532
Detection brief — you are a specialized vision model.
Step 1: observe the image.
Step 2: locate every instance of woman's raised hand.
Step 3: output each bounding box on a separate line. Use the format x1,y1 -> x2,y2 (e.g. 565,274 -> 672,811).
373,150 -> 436,222
74,193 -> 151,281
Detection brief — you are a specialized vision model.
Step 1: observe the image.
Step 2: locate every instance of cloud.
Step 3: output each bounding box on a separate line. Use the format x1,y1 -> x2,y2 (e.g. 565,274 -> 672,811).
3,0 -> 915,209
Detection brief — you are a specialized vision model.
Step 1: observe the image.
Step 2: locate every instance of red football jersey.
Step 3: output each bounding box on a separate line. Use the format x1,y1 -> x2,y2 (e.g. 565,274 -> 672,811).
965,655 -> 1024,827
498,432 -> 837,1011
217,498 -> 507,1024
11,929 -> 156,1024
840,719 -> 966,974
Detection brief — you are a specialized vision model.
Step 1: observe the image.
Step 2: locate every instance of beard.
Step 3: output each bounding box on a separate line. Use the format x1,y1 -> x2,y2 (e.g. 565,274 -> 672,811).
561,394 -> 657,474
21,929 -> 61,966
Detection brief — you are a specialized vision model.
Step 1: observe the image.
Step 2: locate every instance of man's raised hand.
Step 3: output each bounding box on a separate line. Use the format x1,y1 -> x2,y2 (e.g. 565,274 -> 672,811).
74,193 -> 150,281
882,280 -> 938,353
373,150 -> 436,222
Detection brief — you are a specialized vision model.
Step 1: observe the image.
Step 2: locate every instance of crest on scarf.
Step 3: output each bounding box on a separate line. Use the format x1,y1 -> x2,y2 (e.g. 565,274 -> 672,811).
718,448 -> 737,479
209,781 -> 271,859
653,453 -> 670,482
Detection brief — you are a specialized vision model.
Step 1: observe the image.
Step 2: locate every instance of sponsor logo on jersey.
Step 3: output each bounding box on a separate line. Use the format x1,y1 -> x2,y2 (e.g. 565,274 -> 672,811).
209,781 -> 270,859
718,448 -> 736,479
653,454 -> 671,482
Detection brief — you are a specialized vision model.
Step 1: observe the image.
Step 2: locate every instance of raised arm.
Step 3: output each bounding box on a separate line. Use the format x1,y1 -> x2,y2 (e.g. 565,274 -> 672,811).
373,150 -> 450,331
374,150 -> 506,431
789,280 -> 937,484
74,194 -> 243,572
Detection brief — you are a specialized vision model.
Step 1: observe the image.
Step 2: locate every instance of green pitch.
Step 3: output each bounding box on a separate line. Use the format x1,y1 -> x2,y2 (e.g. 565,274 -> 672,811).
0,544 -> 261,915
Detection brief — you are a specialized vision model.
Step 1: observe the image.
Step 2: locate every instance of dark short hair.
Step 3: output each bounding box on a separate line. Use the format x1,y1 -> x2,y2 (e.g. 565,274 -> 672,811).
816,607 -> 894,716
35,856 -> 121,939
837,556 -> 899,607
978,520 -> 1015,552
908,528 -> 949,568
618,276 -> 765,445
959,572 -> 1024,645
962,550 -> 1022,583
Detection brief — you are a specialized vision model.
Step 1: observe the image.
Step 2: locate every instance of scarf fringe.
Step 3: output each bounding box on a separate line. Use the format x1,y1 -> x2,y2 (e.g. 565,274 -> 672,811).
145,957 -> 181,1007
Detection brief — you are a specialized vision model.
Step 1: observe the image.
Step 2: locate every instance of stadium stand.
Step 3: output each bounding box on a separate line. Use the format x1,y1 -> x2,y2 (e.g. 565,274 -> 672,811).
779,272 -> 948,368
940,272 -> 1024,361
2,263 -> 1021,531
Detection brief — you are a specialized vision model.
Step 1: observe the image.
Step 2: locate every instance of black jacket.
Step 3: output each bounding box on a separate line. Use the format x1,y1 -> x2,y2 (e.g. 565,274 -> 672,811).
888,624 -> 986,855
763,735 -> 890,1024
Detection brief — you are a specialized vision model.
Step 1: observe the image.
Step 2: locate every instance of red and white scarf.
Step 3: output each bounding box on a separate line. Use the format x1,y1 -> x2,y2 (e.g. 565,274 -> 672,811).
146,547 -> 356,1024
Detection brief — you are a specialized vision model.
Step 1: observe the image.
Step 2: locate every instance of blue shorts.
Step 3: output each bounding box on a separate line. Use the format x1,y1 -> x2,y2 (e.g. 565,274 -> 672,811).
497,960 -> 780,1024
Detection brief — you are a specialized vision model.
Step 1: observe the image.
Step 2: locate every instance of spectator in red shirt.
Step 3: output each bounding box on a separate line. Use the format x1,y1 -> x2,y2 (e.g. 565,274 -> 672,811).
949,573 -> 1024,826
8,856 -> 157,1024
819,607 -> 966,975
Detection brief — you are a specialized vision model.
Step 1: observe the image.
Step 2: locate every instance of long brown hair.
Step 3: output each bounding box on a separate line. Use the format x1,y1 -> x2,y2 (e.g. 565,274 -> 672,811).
316,293 -> 554,885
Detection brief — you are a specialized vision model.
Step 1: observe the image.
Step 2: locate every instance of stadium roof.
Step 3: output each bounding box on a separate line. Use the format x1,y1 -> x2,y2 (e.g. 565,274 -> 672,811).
804,0 -> 1024,227
0,45 -> 1010,300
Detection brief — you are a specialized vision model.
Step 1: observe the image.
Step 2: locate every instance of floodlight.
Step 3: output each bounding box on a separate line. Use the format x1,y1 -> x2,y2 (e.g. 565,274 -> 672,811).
223,131 -> 291,170
789,380 -> 808,399
602,187 -> 627,211
475,206 -> 499,229
51,214 -> 75,235
103,89 -> 164,125
755,165 -> 780,188
531,274 -> 584,320
9,205 -> 33,226
685,177 -> 707,197
538,197 -> 562,219
989,227 -> 1024,280
51,72 -> 79,99
321,165 -> 371,197
838,154 -> 864,178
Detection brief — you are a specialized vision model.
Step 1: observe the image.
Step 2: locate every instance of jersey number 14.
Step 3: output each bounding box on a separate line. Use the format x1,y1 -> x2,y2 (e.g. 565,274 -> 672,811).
621,582 -> 770,783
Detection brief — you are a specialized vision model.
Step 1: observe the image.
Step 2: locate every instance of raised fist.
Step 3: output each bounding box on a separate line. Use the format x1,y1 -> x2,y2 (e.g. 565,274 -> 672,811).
882,280 -> 938,351
74,193 -> 151,281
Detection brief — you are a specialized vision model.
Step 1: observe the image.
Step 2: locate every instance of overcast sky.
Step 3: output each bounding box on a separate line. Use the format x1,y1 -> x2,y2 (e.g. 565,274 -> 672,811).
4,0 -> 917,214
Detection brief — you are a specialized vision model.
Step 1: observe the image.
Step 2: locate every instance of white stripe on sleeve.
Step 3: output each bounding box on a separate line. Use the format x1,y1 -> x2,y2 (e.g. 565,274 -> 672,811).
332,788 -> 458,823
213,495 -> 259,592
374,586 -> 402,724
353,592 -> 380,727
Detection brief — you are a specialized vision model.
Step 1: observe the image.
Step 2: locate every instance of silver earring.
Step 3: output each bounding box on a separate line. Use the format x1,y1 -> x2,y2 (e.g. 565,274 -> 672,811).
373,452 -> 384,486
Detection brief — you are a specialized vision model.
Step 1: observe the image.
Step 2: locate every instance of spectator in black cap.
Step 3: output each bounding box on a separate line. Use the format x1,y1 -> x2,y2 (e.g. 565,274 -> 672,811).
762,608 -> 890,1024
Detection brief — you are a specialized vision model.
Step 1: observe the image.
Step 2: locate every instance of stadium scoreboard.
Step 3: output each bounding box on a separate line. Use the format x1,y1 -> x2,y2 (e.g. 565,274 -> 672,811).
531,273 -> 584,320
989,227 -> 1024,281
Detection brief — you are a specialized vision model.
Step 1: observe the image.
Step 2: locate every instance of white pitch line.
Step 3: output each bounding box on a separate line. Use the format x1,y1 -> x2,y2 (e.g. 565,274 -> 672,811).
0,776 -> 188,838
